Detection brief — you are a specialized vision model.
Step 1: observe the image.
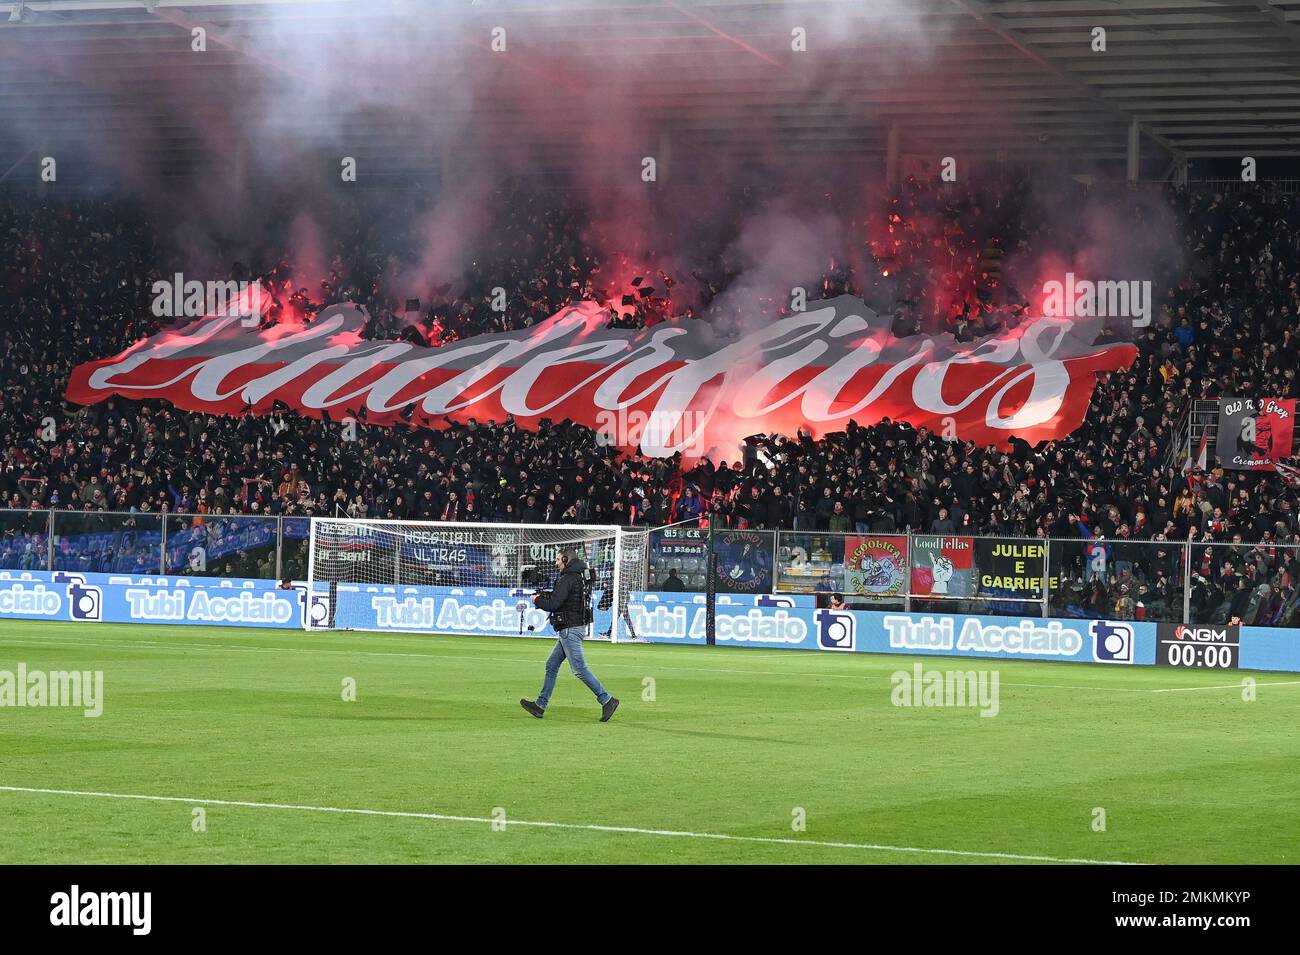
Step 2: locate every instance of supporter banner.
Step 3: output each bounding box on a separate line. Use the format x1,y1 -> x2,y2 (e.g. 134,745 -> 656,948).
66,295 -> 1136,459
648,527 -> 708,589
1216,397 -> 1295,470
165,518 -> 277,574
844,535 -> 908,597
910,535 -> 975,598
651,527 -> 707,559
974,539 -> 1048,602
712,530 -> 774,594
53,527 -> 163,575
43,517 -> 285,577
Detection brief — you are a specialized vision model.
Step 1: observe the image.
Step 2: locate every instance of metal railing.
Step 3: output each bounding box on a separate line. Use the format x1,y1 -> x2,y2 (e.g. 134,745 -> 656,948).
643,526 -> 1300,629
0,508 -> 311,582
1182,178 -> 1300,195
3,509 -> 1297,628
1167,398 -> 1219,473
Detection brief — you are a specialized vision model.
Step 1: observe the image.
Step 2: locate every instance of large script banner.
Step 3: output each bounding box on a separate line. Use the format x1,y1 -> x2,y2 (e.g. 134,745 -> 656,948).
67,296 -> 1136,458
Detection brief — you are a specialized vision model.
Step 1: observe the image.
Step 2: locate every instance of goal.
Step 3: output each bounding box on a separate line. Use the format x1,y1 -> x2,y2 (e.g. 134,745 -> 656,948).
305,519 -> 649,642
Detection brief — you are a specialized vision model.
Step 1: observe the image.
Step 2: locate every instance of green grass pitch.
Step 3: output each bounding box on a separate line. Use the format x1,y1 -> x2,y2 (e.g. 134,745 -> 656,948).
0,619 -> 1297,864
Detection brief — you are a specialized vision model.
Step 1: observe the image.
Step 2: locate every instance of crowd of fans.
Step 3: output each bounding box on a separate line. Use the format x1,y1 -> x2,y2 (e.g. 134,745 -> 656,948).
3,175 -> 1300,626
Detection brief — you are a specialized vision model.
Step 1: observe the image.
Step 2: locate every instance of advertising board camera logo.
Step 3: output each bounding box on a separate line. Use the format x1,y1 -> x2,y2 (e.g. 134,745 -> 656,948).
1091,620 -> 1134,664
52,572 -> 103,622
815,608 -> 855,651
294,585 -> 331,628
757,594 -> 796,609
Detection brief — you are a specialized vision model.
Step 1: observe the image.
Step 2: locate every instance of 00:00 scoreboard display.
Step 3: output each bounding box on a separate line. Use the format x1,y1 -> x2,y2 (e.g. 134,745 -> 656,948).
1156,624 -> 1240,669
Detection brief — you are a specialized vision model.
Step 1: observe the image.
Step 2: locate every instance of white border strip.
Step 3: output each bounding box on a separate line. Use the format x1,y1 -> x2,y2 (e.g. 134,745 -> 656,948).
1150,680 -> 1300,693
0,785 -> 1141,865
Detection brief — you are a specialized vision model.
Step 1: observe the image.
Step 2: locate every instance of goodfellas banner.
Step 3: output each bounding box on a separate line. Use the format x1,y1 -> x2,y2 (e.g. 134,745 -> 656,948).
910,535 -> 975,598
67,295 -> 1136,459
1216,397 -> 1296,471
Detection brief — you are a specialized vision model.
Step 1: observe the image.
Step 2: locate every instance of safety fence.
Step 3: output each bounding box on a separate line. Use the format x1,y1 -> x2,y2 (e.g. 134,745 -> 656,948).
644,526 -> 1299,629
2,510 -> 1297,628
0,509 -> 309,582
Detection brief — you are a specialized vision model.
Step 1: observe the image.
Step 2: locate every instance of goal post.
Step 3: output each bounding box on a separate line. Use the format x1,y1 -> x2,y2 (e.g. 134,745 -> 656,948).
305,518 -> 648,642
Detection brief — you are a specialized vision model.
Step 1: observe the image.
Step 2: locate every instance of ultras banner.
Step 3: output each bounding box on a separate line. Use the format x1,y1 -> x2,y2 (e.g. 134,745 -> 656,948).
712,530 -> 775,594
973,539 -> 1049,602
910,535 -> 975,598
1216,397 -> 1296,471
844,535 -> 908,597
66,295 -> 1136,459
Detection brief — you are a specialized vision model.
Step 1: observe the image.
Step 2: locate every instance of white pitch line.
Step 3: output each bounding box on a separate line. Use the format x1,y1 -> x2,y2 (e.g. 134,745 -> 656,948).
1151,680 -> 1300,693
0,634 -> 1223,694
0,785 -> 1140,865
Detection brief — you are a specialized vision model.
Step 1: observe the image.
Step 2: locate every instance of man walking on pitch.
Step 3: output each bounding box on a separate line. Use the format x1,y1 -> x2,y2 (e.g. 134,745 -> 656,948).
521,549 -> 619,722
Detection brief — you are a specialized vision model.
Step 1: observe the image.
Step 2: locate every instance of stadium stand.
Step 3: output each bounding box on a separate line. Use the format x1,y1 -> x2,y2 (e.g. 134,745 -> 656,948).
3,177 -> 1300,626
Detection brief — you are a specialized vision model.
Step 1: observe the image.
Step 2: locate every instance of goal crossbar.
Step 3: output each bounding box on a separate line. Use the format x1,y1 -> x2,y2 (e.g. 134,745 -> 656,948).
305,518 -> 648,643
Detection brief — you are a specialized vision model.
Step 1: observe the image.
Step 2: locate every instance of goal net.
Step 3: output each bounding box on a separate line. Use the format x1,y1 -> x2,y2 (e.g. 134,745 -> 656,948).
305,519 -> 649,642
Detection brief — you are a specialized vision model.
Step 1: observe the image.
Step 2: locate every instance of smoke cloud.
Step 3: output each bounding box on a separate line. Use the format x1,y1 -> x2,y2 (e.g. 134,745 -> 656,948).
1,0 -> 1182,342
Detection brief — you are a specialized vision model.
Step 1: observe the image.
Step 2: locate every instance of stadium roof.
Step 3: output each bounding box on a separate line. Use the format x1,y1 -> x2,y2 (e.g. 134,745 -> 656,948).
2,0 -> 1300,184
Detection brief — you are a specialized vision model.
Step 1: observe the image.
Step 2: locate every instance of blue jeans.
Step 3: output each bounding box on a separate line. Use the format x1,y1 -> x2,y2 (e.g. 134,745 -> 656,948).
536,625 -> 610,709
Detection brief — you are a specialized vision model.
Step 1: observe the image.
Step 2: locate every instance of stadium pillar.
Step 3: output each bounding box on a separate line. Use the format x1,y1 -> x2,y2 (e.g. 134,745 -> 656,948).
275,516 -> 283,581
611,528 -> 623,643
158,514 -> 167,575
1041,538 -> 1051,619
1126,119 -> 1140,186
885,123 -> 901,189
45,509 -> 54,572
1182,540 -> 1192,625
771,529 -> 780,602
904,527 -> 912,613
705,527 -> 717,646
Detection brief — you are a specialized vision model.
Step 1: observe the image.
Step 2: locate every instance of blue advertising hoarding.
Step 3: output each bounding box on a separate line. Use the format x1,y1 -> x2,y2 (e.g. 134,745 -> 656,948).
0,570 -> 306,628
634,604 -> 1159,666
1239,626 -> 1300,672
4,566 -> 1298,672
